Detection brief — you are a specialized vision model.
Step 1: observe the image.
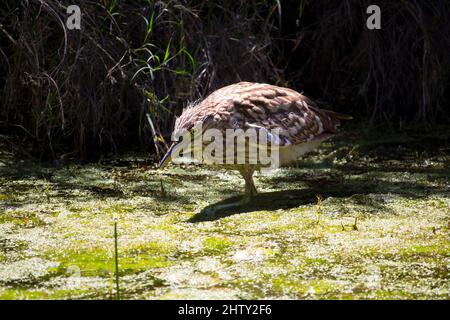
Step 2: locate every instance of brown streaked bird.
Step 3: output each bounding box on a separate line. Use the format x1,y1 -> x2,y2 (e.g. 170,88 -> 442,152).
159,82 -> 351,207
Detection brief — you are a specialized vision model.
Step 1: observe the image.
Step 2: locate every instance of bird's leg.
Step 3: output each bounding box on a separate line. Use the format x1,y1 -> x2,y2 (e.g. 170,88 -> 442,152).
203,166 -> 257,216
239,166 -> 257,201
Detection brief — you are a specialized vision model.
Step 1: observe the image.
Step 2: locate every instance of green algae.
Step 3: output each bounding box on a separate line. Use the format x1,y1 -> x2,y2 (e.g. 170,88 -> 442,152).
0,126 -> 449,299
203,237 -> 235,255
0,288 -> 91,300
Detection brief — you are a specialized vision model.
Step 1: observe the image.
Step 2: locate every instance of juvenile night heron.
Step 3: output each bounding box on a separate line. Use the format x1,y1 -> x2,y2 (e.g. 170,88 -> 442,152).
159,82 -> 350,205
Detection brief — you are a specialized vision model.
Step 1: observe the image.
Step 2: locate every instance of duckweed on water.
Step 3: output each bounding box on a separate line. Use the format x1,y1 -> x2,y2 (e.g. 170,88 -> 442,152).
0,126 -> 449,299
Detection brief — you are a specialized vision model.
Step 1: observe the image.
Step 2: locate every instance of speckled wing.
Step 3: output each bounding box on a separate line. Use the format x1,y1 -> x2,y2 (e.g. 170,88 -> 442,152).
203,82 -> 343,146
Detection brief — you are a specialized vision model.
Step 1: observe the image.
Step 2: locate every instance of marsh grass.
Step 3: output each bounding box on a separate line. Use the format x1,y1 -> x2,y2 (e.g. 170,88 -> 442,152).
114,221 -> 120,300
315,194 -> 322,225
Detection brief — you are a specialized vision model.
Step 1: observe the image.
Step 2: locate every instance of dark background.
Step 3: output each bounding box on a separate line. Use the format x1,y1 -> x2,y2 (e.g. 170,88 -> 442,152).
0,0 -> 449,160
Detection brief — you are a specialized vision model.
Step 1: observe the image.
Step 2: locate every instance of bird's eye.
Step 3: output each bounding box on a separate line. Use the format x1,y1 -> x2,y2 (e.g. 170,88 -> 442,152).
172,136 -> 183,144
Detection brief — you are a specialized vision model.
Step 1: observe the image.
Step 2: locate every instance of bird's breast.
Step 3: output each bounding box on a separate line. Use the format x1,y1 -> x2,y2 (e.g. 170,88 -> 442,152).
278,140 -> 323,166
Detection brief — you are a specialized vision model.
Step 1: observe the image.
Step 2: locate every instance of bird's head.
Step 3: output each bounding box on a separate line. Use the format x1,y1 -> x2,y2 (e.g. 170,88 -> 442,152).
158,103 -> 213,169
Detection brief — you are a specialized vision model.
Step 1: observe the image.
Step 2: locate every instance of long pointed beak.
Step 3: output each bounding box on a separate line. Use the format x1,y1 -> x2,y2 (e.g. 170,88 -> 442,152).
158,143 -> 176,169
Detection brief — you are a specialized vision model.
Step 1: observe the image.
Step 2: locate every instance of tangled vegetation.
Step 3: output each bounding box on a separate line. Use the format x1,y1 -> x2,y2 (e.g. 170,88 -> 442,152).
1,1 -> 449,159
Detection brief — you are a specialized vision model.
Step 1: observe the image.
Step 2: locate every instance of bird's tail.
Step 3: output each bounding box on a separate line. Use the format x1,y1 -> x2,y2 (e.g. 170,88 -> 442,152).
308,105 -> 352,133
320,109 -> 353,120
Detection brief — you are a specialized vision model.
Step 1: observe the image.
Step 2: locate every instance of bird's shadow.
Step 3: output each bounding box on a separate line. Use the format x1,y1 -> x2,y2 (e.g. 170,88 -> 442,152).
186,168 -> 448,222
187,187 -> 355,222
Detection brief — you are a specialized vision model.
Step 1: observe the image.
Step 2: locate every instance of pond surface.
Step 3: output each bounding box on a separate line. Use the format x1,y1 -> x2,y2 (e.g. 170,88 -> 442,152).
0,126 -> 449,299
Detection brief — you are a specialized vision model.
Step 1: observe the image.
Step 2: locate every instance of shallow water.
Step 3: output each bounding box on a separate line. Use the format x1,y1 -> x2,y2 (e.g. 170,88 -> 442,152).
0,126 -> 449,299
